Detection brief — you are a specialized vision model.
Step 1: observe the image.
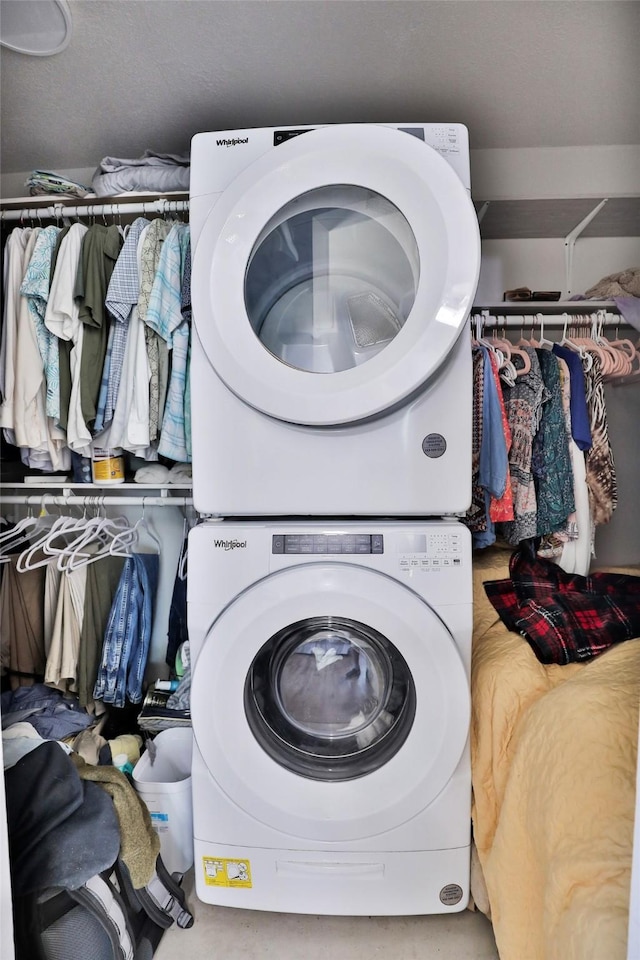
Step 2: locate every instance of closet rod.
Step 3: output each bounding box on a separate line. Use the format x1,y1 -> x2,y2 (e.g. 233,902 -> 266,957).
472,300 -> 620,316
0,495 -> 193,507
471,311 -> 625,328
0,197 -> 189,222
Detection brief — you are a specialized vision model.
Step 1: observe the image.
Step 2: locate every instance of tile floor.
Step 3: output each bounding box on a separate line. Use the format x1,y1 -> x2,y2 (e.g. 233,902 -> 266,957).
156,872 -> 499,960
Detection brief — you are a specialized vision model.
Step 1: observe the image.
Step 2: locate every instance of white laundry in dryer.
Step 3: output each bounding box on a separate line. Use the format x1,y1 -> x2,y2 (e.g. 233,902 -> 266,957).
189,123 -> 481,516
188,520 -> 473,915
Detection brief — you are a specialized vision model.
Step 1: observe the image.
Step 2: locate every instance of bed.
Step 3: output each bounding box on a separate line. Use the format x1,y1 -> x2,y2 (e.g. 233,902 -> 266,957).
470,547 -> 640,960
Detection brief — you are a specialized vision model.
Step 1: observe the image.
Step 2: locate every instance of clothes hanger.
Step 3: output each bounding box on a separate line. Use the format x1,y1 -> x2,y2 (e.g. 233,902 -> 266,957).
109,499 -> 161,558
588,311 -> 627,376
15,506 -> 84,573
492,314 -> 531,376
0,510 -> 38,562
559,313 -> 594,372
596,311 -> 636,378
532,313 -> 554,350
2,497 -> 61,566
61,502 -> 136,572
570,314 -> 611,371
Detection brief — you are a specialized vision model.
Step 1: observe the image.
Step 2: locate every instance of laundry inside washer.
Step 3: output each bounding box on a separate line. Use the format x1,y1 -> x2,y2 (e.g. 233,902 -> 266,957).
244,616 -> 416,781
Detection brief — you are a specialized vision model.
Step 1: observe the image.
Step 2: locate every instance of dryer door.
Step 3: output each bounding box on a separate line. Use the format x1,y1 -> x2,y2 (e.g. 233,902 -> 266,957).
192,124 -> 480,426
191,562 -> 470,843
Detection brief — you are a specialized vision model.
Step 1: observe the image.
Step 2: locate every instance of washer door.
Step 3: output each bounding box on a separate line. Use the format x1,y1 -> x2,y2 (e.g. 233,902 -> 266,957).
191,563 -> 470,843
192,124 -> 480,426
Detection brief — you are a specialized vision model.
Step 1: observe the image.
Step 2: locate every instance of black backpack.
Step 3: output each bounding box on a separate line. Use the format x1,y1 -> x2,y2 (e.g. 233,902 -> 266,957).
12,854 -> 194,960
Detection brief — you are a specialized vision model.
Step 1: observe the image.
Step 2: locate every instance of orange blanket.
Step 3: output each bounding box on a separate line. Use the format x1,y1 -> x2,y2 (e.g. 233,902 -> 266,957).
470,548 -> 639,960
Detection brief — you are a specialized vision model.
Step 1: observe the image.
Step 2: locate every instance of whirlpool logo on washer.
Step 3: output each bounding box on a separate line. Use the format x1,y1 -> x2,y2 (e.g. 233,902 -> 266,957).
213,539 -> 248,550
216,137 -> 249,147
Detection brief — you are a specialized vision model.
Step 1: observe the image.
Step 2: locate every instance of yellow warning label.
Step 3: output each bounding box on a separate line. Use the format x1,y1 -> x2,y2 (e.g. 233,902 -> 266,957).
203,857 -> 252,888
92,457 -> 124,482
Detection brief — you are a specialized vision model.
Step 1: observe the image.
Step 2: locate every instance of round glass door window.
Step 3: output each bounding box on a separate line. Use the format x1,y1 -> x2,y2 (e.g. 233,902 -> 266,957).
244,616 -> 416,781
244,185 -> 420,374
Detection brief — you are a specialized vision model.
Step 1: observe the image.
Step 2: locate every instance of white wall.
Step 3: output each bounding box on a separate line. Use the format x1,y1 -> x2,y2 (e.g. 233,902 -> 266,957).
476,237 -> 640,304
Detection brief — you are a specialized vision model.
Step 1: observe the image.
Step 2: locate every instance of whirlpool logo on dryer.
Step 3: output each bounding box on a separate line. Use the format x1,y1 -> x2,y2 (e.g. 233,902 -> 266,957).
214,539 -> 248,550
216,138 -> 249,147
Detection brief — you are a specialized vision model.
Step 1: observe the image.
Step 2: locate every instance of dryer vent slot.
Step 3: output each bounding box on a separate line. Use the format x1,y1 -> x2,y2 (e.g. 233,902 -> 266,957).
347,293 -> 401,348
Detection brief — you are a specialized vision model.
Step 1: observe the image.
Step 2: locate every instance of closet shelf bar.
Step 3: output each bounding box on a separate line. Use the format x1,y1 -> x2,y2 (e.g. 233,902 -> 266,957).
0,495 -> 193,507
0,197 -> 189,222
472,300 -> 621,317
472,300 -> 620,315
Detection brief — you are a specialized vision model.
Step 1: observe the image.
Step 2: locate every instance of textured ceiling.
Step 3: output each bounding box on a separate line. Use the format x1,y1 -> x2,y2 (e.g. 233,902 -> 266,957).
1,0 -> 639,180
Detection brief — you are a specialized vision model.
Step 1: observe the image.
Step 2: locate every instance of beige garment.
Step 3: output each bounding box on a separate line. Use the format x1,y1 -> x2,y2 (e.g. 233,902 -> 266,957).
43,562 -> 63,657
585,267 -> 640,299
0,227 -> 35,433
11,227 -> 69,469
65,720 -> 109,765
45,565 -> 87,693
13,228 -> 43,448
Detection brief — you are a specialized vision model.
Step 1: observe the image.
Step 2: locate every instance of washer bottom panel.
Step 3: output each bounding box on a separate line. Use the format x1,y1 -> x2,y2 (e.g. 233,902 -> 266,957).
193,839 -> 470,915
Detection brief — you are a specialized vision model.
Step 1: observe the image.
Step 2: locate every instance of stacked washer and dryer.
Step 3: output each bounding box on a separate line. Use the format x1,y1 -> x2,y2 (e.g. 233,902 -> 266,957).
188,123 -> 481,915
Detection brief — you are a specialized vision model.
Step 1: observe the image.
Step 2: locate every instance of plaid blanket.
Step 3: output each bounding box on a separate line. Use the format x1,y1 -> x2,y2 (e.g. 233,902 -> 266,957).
484,550 -> 640,664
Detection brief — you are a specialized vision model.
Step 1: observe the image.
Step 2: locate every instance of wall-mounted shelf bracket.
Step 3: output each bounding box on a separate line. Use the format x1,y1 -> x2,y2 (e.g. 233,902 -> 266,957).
476,201 -> 490,225
564,198 -> 608,297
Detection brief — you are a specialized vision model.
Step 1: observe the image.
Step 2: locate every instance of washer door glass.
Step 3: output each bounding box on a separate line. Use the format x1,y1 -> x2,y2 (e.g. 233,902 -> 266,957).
245,185 -> 419,373
245,615 -> 416,781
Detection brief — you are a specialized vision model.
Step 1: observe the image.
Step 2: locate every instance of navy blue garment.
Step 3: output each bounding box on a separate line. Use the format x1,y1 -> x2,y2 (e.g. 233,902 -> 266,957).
1,684 -> 94,739
552,343 -> 592,451
166,539 -> 188,670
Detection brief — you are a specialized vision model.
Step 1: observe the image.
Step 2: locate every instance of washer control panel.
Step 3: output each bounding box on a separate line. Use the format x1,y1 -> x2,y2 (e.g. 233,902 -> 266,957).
398,529 -> 464,574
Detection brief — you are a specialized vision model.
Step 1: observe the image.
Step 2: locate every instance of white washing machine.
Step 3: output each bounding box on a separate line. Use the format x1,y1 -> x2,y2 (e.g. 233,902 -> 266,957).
188,519 -> 472,915
189,123 -> 480,516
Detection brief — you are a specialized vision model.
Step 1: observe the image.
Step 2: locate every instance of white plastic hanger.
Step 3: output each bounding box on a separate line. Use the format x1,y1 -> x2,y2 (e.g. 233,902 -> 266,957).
3,497 -> 61,567
559,313 -> 594,372
15,510 -> 83,572
61,503 -> 136,572
108,499 -> 161,558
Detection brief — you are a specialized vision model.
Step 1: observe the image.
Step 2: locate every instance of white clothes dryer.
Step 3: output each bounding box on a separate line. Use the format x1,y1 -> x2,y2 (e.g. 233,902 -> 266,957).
188,519 -> 472,915
189,123 -> 480,516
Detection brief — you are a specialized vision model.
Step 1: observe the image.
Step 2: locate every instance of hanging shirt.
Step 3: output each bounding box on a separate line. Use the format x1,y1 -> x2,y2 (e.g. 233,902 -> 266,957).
532,349 -> 576,537
138,218 -> 172,440
95,217 -> 150,432
74,224 -> 123,429
19,225 -> 61,419
498,347 -> 547,546
146,223 -> 191,462
584,353 -> 617,528
473,347 -> 510,549
45,223 -> 91,455
93,552 -> 159,708
0,228 -> 36,444
552,342 -> 592,451
93,224 -> 155,458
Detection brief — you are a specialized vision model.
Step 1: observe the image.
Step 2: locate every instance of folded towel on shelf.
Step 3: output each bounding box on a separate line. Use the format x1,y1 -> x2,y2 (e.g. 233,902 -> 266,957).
92,151 -> 190,196
25,170 -> 90,198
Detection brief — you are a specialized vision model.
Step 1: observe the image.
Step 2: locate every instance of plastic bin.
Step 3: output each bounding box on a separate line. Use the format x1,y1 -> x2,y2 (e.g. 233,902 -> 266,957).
133,728 -> 194,875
